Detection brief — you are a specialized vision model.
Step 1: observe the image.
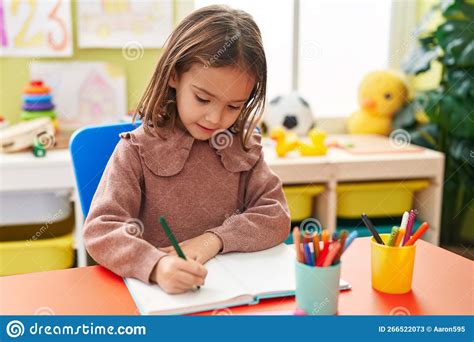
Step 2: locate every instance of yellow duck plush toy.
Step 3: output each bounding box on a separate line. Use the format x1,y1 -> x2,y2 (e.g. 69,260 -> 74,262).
270,126 -> 299,157
347,71 -> 408,135
299,128 -> 328,156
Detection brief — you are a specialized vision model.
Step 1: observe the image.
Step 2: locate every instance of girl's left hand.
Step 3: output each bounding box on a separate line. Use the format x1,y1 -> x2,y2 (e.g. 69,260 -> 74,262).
159,232 -> 223,264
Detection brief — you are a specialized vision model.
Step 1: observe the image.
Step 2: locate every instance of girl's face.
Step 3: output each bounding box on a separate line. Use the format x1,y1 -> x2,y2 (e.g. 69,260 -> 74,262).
169,64 -> 255,140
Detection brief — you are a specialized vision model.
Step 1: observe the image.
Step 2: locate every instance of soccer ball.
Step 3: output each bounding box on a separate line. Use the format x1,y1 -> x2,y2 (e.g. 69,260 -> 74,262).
261,91 -> 315,137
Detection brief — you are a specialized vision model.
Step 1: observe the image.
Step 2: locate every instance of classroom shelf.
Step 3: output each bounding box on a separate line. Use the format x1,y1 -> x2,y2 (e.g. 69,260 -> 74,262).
264,135 -> 444,246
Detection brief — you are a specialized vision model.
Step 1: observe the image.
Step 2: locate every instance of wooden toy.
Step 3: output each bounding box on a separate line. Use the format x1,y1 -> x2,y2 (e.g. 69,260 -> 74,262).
0,117 -> 55,153
21,80 -> 59,131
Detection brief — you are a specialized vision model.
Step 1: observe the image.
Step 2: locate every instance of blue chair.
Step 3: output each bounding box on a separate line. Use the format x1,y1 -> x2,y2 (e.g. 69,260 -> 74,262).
69,122 -> 141,217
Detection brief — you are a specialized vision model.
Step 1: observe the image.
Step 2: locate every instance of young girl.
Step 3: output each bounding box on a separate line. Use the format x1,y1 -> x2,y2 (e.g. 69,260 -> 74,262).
83,5 -> 290,294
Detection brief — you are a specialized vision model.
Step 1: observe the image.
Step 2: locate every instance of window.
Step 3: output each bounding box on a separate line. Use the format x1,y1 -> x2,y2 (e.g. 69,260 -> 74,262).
194,0 -> 397,118
299,0 -> 393,117
194,0 -> 294,100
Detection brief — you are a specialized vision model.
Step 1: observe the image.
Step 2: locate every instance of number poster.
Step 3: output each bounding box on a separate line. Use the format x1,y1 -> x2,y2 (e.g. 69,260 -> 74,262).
0,0 -> 72,57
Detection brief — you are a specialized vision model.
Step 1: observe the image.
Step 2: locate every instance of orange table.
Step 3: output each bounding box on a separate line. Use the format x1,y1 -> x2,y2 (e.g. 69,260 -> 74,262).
1,238 -> 472,315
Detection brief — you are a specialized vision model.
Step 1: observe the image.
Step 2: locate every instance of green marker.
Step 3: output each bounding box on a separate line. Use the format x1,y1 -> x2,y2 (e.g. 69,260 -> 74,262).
387,226 -> 399,247
159,216 -> 186,259
159,216 -> 200,290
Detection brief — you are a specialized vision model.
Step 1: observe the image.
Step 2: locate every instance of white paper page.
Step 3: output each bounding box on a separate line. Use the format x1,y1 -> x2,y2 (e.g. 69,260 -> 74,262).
216,244 -> 352,296
125,258 -> 248,315
215,244 -> 296,296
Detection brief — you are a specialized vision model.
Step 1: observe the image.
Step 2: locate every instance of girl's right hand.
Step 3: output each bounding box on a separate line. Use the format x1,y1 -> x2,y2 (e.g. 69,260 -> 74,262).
151,255 -> 207,294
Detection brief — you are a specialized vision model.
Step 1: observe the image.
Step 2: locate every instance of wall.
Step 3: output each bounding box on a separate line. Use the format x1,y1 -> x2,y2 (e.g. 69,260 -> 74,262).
0,0 -> 193,125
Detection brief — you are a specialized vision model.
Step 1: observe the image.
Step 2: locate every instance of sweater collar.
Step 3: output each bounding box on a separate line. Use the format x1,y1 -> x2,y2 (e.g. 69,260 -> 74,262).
128,124 -> 262,176
209,129 -> 262,173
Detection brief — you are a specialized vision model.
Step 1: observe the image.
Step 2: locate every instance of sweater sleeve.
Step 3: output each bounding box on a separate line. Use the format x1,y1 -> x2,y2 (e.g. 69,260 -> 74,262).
206,153 -> 291,253
83,138 -> 166,283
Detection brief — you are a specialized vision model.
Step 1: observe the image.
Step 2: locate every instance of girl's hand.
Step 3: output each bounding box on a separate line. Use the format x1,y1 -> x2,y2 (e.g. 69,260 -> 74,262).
150,255 -> 207,294
159,232 -> 223,265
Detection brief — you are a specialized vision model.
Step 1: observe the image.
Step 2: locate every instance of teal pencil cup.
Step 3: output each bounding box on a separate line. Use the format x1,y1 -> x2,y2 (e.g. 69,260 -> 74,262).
295,260 -> 341,315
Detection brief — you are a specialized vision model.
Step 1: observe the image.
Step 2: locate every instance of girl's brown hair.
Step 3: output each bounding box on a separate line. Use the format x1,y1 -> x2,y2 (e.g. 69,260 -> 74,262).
134,5 -> 267,151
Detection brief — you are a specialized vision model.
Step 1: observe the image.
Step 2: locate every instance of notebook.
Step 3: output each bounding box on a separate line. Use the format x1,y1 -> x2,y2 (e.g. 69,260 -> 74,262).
124,244 -> 351,315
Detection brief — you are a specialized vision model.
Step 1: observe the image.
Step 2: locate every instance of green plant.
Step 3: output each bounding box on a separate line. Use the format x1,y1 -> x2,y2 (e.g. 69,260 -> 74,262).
394,0 -> 473,245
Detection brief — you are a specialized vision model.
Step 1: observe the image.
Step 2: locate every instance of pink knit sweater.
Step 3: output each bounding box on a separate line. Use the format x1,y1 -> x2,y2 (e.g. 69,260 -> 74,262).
83,123 -> 290,283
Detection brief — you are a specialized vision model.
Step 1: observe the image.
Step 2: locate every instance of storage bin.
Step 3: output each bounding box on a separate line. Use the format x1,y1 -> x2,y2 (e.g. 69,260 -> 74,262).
0,207 -> 74,241
336,180 -> 429,219
0,233 -> 74,276
0,190 -> 71,225
283,184 -> 325,221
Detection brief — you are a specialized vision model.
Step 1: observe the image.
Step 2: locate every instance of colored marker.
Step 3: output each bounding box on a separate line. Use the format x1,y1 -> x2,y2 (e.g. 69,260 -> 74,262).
159,216 -> 200,290
303,243 -> 313,266
387,226 -> 399,247
400,211 -> 409,229
312,233 -> 320,264
394,228 -> 405,247
402,210 -> 416,246
322,231 -> 330,251
160,216 -> 186,259
334,230 -> 348,263
361,214 -> 384,245
293,227 -> 304,263
321,230 -> 330,244
303,231 -> 313,244
344,231 -> 358,251
315,230 -> 331,266
323,241 -> 341,267
321,230 -> 330,251
405,222 -> 429,246
316,244 -> 329,267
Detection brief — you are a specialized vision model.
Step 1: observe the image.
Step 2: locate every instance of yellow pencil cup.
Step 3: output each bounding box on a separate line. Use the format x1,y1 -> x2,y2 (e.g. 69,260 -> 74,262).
371,234 -> 416,294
